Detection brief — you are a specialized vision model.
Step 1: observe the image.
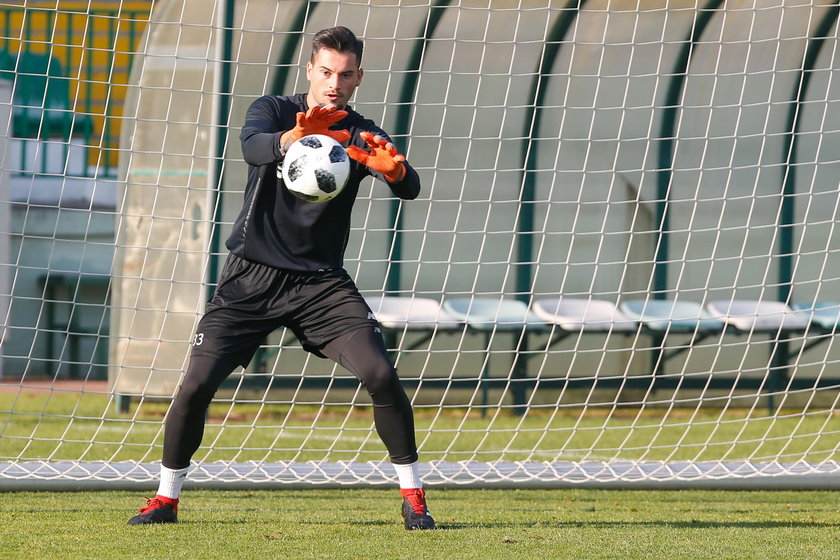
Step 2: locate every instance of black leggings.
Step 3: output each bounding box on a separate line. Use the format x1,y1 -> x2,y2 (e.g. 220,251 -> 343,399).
162,327 -> 418,469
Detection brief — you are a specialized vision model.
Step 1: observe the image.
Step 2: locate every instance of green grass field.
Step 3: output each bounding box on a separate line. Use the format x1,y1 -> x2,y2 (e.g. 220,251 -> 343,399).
1,390 -> 838,559
0,488 -> 837,559
2,390 -> 838,465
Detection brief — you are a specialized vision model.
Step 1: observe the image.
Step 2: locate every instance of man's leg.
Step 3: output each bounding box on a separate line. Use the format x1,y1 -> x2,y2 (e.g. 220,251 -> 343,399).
162,355 -> 240,469
127,253 -> 285,525
321,327 -> 434,530
127,355 -> 238,525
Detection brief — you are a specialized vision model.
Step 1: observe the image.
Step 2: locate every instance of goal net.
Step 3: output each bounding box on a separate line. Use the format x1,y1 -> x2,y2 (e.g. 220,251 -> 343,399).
1,0 -> 838,489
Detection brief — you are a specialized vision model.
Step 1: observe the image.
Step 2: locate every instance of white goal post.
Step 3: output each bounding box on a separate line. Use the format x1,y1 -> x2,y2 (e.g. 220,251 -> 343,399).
1,0 -> 839,490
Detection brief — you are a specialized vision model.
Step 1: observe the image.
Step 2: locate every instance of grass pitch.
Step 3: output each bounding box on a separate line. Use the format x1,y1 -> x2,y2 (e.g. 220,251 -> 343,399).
2,389 -> 838,465
1,389 -> 838,558
0,488 -> 837,560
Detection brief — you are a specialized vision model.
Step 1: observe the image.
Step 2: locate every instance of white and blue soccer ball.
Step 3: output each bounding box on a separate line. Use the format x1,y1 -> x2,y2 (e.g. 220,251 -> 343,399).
280,134 -> 350,202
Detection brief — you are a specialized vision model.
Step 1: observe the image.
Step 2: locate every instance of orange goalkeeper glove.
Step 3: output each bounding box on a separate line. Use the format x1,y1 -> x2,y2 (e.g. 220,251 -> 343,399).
280,104 -> 351,152
345,131 -> 407,183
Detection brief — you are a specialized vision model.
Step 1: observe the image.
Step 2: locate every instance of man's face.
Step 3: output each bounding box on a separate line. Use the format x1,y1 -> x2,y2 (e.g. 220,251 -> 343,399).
306,48 -> 363,109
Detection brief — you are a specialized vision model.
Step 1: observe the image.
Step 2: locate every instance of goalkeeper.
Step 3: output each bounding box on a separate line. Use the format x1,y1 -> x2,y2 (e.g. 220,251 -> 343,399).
128,26 -> 433,530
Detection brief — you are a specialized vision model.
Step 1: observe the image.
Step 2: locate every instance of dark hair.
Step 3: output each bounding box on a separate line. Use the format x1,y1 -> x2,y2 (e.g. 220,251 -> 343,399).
311,26 -> 363,66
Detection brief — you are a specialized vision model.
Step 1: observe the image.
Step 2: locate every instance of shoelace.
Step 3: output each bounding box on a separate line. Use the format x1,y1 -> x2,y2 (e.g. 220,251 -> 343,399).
404,490 -> 428,515
138,497 -> 166,514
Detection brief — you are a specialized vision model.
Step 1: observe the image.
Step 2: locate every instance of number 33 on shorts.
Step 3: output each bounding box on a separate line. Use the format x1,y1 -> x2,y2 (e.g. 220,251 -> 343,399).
191,332 -> 204,346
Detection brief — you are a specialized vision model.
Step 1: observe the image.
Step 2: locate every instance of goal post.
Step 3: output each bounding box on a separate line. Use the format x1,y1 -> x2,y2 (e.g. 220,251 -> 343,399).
1,0 -> 839,490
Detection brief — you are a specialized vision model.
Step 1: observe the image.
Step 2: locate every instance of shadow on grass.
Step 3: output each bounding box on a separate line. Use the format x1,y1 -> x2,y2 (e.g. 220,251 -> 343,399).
124,518 -> 840,531
122,519 -> 257,526
408,520 -> 840,531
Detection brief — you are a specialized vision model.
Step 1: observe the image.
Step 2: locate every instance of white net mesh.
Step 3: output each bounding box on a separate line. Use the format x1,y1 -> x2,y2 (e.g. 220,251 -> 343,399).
0,0 -> 838,489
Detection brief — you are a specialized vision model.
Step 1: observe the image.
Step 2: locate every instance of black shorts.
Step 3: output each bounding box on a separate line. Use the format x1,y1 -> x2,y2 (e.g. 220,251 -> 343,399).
190,253 -> 379,367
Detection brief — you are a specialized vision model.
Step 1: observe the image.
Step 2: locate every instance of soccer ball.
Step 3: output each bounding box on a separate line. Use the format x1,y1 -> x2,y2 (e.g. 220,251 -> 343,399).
280,134 -> 350,202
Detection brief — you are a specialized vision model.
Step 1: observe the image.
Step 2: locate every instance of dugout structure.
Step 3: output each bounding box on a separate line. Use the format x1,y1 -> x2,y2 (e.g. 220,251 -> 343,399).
1,0 -> 839,489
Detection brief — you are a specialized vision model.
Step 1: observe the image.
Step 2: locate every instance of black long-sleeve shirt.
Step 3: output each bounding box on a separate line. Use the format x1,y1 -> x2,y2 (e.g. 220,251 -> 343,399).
228,93 -> 421,271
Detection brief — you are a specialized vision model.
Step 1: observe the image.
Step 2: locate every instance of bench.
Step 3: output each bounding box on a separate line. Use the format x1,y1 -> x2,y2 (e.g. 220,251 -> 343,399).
441,297 -> 550,415
37,271 -> 110,379
619,299 -> 726,377
369,295 -> 840,414
365,295 -> 461,352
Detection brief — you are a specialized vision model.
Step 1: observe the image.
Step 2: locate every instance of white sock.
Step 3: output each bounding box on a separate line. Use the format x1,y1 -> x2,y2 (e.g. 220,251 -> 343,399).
157,465 -> 189,499
393,461 -> 423,489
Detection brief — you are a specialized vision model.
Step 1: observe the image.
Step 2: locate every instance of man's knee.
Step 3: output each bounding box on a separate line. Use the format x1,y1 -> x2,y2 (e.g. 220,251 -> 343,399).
173,377 -> 215,412
361,361 -> 400,397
